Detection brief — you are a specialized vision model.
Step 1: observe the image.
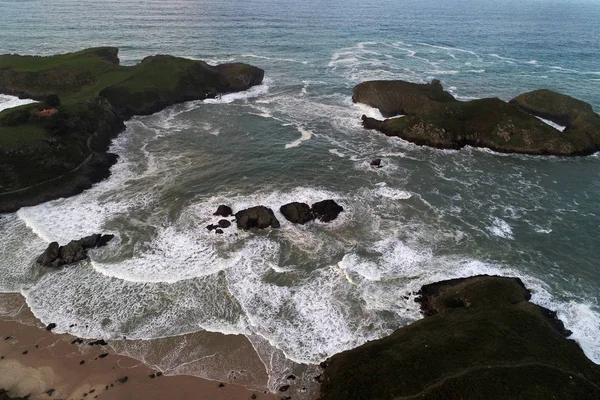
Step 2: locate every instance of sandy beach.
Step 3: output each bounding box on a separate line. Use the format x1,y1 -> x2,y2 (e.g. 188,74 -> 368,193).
0,297 -> 278,400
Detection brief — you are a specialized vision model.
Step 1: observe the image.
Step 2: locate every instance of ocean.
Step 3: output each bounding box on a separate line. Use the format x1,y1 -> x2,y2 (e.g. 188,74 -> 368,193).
1,0 -> 599,396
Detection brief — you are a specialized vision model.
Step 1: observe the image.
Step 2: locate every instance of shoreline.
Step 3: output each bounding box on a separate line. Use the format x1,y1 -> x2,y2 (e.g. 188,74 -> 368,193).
0,300 -> 278,400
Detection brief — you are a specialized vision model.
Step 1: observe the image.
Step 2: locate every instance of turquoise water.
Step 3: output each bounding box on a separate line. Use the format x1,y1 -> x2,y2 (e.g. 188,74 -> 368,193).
1,0 -> 599,396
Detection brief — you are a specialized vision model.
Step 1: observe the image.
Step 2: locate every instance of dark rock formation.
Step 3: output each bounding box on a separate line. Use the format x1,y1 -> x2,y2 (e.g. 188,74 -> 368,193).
235,206 -> 280,230
214,205 -> 233,217
320,275 -> 600,400
311,200 -> 344,223
353,79 -> 456,118
355,80 -> 600,156
0,389 -> 25,400
36,234 -> 114,268
99,56 -> 264,119
370,158 -> 382,168
45,323 -> 57,331
88,339 -> 108,346
218,219 -> 231,228
280,202 -> 314,224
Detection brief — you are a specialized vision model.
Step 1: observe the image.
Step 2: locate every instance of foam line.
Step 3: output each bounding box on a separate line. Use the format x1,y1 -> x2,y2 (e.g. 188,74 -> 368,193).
0,94 -> 37,112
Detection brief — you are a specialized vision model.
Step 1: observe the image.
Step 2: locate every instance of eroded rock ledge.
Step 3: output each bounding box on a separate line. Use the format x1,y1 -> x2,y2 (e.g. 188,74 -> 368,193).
320,275 -> 600,400
354,80 -> 600,156
0,47 -> 264,212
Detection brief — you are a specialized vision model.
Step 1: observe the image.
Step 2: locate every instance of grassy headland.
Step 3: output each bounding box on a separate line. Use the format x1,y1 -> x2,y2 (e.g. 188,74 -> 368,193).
0,47 -> 263,212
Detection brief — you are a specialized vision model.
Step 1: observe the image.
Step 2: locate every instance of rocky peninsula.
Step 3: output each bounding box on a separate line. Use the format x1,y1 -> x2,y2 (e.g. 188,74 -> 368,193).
320,275 -> 600,400
0,47 -> 264,213
355,80 -> 600,156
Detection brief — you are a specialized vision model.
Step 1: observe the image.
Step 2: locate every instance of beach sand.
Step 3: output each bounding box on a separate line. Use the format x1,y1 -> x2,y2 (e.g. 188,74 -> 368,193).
0,294 -> 279,400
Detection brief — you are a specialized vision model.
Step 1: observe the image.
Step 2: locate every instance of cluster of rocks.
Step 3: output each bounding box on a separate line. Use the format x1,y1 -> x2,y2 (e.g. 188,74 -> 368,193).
205,200 -> 344,232
205,205 -> 234,234
36,234 -> 114,268
281,200 -> 344,224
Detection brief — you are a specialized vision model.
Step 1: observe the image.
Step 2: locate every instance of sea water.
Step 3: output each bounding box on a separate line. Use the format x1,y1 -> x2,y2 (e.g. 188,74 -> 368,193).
1,0 -> 599,396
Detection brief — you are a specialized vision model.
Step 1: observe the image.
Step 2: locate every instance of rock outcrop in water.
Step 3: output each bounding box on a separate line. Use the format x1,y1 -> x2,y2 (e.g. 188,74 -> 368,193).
319,275 -> 600,400
280,200 -> 344,224
311,200 -> 344,222
354,80 -> 600,156
36,234 -> 114,267
0,47 -> 264,213
280,202 -> 314,224
235,206 -> 281,230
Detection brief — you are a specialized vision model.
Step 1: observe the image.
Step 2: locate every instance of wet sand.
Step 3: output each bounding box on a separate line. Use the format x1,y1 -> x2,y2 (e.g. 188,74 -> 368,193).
0,315 -> 278,400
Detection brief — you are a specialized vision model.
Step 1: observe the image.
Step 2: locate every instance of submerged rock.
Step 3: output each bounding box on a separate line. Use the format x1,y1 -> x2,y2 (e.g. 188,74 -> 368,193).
280,202 -> 314,224
311,200 -> 344,223
370,158 -> 382,168
355,80 -> 600,156
235,206 -> 280,230
36,234 -> 114,268
320,275 -> 600,400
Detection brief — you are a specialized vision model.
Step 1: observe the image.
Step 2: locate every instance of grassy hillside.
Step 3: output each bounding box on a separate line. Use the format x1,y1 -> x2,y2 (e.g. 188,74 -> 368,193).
0,47 -> 263,211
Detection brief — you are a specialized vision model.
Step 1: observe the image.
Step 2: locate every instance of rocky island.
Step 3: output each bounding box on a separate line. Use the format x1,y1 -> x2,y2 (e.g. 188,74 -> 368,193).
320,275 -> 600,400
0,47 -> 264,213
355,80 -> 600,156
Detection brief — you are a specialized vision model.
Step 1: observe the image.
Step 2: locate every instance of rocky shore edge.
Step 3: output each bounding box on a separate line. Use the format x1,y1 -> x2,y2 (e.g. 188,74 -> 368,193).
354,80 -> 600,156
319,275 -> 600,400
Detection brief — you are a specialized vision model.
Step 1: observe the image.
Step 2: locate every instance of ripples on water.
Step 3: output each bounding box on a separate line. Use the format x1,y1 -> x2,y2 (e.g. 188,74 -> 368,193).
1,0 -> 599,396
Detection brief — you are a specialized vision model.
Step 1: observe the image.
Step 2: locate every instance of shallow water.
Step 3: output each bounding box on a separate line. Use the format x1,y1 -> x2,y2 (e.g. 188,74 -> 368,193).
1,0 -> 599,396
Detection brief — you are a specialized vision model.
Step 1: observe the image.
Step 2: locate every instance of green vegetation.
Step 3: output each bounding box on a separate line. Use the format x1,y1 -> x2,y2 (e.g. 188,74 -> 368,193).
355,80 -> 600,155
320,276 -> 600,400
0,47 -> 263,211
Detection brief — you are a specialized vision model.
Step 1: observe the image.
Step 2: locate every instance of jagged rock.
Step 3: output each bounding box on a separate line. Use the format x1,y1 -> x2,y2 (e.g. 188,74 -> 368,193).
311,200 -> 344,223
36,242 -> 59,265
215,229 -> 224,234
206,224 -> 218,231
280,202 -> 314,224
353,79 -> 456,118
45,323 -> 57,331
214,205 -> 233,217
36,234 -> 114,267
235,206 -> 280,230
320,275 -> 600,400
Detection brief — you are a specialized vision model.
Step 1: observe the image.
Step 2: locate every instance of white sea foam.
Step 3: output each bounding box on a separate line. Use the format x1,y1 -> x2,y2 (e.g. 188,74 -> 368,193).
487,217 -> 514,239
284,126 -> 313,149
0,94 -> 37,112
204,80 -> 271,104
241,54 -> 308,65
536,116 -> 566,132
371,186 -> 412,200
328,148 -> 346,158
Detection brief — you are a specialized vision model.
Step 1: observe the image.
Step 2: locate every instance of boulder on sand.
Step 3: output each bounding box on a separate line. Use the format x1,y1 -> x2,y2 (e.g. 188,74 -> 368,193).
235,206 -> 280,230
280,202 -> 314,224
